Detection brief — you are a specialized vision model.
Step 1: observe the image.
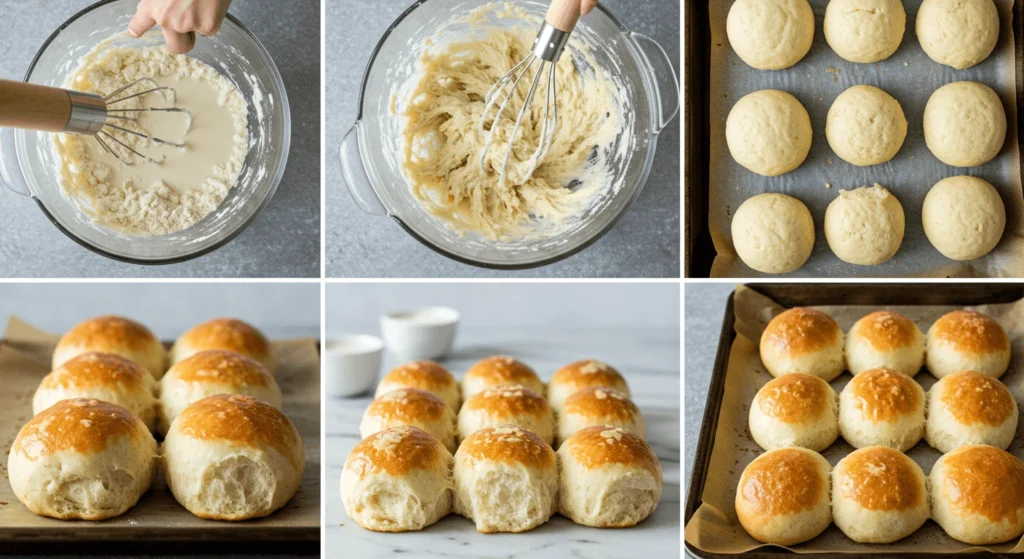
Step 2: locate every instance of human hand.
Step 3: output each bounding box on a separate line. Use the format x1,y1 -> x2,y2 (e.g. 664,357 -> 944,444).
581,0 -> 598,15
129,0 -> 233,54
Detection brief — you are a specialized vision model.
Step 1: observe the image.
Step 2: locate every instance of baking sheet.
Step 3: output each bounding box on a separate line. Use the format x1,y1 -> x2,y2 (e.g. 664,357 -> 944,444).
684,285 -> 1024,554
0,317 -> 321,541
708,0 -> 1024,278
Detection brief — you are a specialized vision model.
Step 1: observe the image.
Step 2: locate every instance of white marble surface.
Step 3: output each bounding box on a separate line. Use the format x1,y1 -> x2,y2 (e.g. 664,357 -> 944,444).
324,284 -> 681,558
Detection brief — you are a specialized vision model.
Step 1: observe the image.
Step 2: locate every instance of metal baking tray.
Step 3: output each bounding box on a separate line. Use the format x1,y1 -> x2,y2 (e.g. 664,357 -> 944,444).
683,1 -> 1024,278
684,283 -> 1024,558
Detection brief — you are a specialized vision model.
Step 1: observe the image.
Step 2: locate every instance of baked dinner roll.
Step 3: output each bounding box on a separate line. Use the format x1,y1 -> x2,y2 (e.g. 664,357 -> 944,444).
454,426 -> 557,533
930,445 -> 1024,544
463,356 -> 544,401
548,359 -> 630,412
53,315 -> 166,380
926,371 -> 1018,453
832,447 -> 929,543
33,352 -> 157,431
163,394 -> 305,520
171,318 -> 275,372
839,368 -> 925,451
341,425 -> 453,532
557,387 -> 645,447
749,373 -> 839,452
759,308 -> 845,381
926,310 -> 1011,379
361,388 -> 457,453
458,385 -> 554,446
845,311 -> 925,377
376,360 -> 460,411
8,398 -> 157,520
557,426 -> 662,527
158,350 -> 282,435
735,447 -> 832,546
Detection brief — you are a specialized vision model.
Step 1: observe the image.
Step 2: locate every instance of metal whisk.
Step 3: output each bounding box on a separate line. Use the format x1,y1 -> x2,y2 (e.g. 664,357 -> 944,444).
478,0 -> 582,186
0,77 -> 192,165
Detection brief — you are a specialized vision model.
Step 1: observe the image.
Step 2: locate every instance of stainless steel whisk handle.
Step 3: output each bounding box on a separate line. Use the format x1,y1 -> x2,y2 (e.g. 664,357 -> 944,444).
533,0 -> 583,61
0,79 -> 106,135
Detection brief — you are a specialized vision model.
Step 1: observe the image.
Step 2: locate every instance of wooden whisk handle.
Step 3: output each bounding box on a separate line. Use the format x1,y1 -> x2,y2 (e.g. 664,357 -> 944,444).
0,79 -> 73,133
546,0 -> 582,32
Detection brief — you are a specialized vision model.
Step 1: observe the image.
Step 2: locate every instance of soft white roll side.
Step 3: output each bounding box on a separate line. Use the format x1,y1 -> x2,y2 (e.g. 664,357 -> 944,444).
925,371 -> 1018,453
930,445 -> 1024,544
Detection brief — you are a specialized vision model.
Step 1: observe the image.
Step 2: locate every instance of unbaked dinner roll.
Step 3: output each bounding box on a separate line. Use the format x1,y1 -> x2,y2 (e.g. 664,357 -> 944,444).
731,193 -> 816,274
557,387 -> 645,447
727,0 -> 814,70
341,425 -> 453,532
826,86 -> 907,167
749,373 -> 839,452
171,318 -> 275,372
930,445 -> 1024,544
726,90 -> 813,177
458,385 -> 554,446
735,447 -> 832,546
926,310 -> 1011,379
33,352 -> 157,431
454,426 -> 557,533
832,447 -> 928,543
759,308 -> 845,381
159,350 -> 282,435
463,356 -> 544,401
557,426 -> 662,527
922,176 -> 1006,261
53,315 -> 166,380
917,0 -> 1000,70
923,82 -> 1006,167
548,359 -> 629,413
8,398 -> 157,520
824,0 -> 906,63
376,360 -> 460,411
361,388 -> 457,453
163,394 -> 305,521
839,368 -> 925,451
823,184 -> 905,265
845,310 -> 925,377
926,371 -> 1018,453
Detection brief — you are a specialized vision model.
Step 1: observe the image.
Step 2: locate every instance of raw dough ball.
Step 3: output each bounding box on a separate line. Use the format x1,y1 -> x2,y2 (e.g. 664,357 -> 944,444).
826,85 -> 907,166
824,184 -> 905,265
732,194 -> 815,274
923,81 -> 1006,167
922,176 -> 1005,260
824,0 -> 906,63
917,0 -> 1000,70
727,0 -> 815,70
727,90 -> 813,176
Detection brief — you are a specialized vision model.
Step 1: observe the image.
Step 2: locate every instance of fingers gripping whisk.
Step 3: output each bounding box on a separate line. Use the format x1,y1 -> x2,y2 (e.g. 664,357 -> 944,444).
94,78 -> 193,166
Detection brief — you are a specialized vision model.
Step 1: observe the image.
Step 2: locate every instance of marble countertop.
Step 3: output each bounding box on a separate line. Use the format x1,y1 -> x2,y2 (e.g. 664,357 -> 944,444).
325,285 -> 681,558
0,0 -> 320,278
324,0 -> 680,278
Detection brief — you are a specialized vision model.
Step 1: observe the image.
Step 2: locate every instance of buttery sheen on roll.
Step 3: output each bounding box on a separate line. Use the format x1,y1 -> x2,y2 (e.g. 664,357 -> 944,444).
749,373 -> 839,452
926,310 -> 1011,379
171,318 -> 275,372
930,445 -> 1024,544
832,446 -> 929,543
52,315 -> 166,379
548,359 -> 629,412
457,384 -> 554,446
376,360 -> 460,411
361,388 -> 457,453
926,371 -> 1018,453
557,387 -> 645,447
759,308 -> 845,381
845,310 -> 925,377
735,447 -> 832,546
839,368 -> 925,451
463,356 -> 544,401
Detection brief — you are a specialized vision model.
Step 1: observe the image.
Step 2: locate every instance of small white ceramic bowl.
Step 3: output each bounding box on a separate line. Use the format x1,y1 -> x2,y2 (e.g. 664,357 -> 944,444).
380,307 -> 460,362
324,334 -> 384,398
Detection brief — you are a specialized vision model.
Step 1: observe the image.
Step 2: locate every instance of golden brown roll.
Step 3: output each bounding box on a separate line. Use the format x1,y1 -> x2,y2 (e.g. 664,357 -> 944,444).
930,445 -> 1024,544
838,367 -> 925,451
458,384 -> 554,446
52,315 -> 166,379
926,310 -> 1010,379
361,388 -> 457,453
171,318 -> 276,372
845,310 -> 925,377
557,387 -> 645,447
926,371 -> 1018,453
376,360 -> 460,411
760,308 -> 845,381
548,359 -> 629,412
735,447 -> 833,545
832,446 -> 929,543
749,373 -> 838,452
463,356 -> 544,402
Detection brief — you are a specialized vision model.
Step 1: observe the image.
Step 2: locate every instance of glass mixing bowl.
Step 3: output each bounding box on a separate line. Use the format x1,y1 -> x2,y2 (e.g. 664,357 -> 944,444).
0,0 -> 290,264
340,0 -> 679,269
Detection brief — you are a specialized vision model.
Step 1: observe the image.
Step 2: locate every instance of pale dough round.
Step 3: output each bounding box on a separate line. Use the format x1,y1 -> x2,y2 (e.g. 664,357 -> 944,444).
826,85 -> 907,166
824,0 -> 906,63
732,193 -> 815,274
922,175 -> 1006,260
923,81 -> 1006,167
727,0 -> 815,70
726,90 -> 813,177
824,184 -> 905,265
917,0 -> 1000,70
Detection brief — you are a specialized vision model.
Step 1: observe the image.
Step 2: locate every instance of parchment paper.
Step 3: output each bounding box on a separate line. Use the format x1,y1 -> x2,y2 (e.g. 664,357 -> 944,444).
0,317 -> 321,540
708,0 -> 1024,278
684,285 -> 1024,554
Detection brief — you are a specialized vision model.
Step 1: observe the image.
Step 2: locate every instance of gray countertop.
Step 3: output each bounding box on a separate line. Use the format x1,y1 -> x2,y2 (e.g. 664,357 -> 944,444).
324,0 -> 680,278
0,0 -> 320,278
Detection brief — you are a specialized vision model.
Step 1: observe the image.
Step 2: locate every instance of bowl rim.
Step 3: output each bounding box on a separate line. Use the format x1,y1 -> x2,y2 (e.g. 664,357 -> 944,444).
22,0 -> 290,266
324,334 -> 385,356
352,0 -> 661,271
381,306 -> 461,326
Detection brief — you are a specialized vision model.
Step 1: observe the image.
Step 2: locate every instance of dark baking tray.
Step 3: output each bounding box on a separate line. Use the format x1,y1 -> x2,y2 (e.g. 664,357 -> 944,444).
684,283 -> 1024,558
683,1 -> 1024,278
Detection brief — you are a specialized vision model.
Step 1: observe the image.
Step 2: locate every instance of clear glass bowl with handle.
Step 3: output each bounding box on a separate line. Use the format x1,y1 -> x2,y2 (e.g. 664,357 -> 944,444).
0,0 -> 290,264
340,0 -> 679,270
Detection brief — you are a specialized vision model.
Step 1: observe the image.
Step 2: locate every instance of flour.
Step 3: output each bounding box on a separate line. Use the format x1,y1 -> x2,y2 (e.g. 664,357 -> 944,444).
54,44 -> 248,236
